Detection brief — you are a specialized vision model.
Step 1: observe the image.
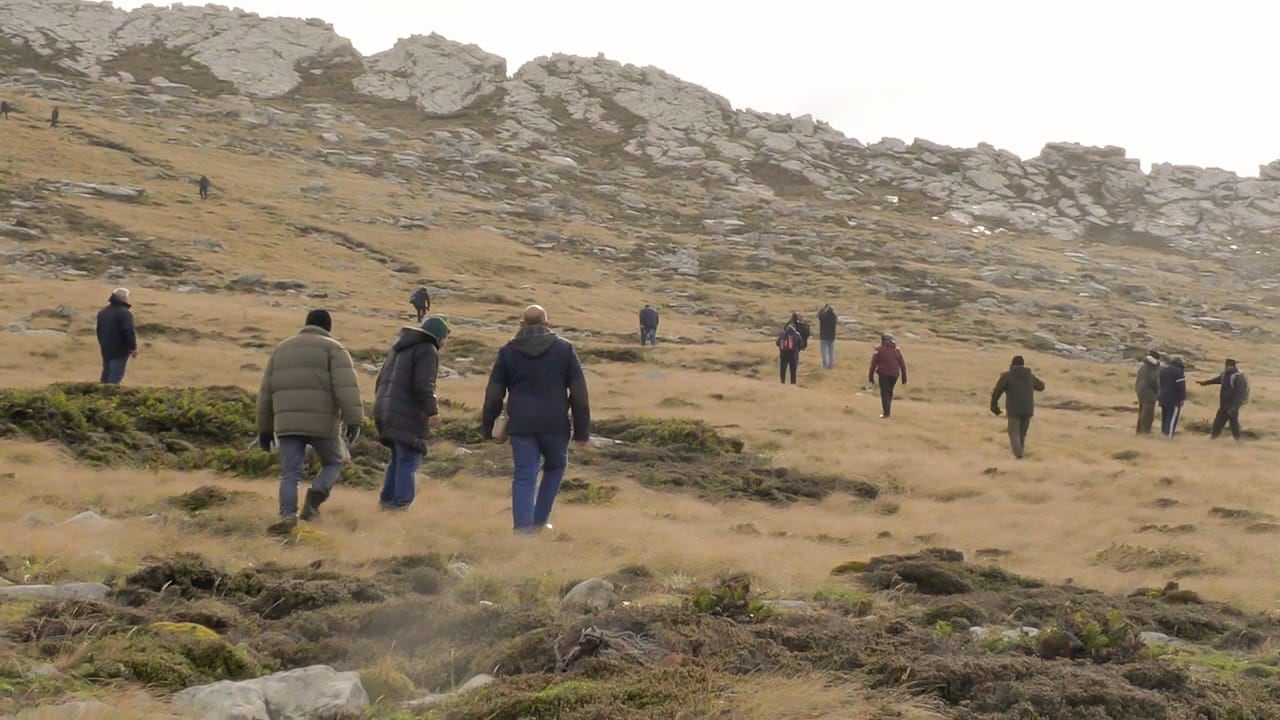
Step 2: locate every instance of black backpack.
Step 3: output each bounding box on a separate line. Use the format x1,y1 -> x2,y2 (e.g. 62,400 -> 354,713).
795,321 -> 811,350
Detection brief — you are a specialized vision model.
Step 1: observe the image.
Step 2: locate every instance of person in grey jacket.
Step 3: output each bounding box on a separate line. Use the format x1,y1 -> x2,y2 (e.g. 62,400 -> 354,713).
373,317 -> 449,510
1135,350 -> 1161,434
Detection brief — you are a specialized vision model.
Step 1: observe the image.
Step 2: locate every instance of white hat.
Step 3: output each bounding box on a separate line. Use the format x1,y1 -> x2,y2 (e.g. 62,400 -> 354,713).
112,288 -> 131,302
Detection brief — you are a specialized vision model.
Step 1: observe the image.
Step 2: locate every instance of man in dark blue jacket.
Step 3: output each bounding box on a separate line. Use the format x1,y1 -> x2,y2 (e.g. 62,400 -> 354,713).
1199,358 -> 1247,441
95,288 -> 137,384
1158,356 -> 1187,438
482,305 -> 591,533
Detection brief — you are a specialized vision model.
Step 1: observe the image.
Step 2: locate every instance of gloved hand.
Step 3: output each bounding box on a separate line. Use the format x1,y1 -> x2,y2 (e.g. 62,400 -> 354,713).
344,424 -> 362,445
258,432 -> 275,452
990,406 -> 1002,416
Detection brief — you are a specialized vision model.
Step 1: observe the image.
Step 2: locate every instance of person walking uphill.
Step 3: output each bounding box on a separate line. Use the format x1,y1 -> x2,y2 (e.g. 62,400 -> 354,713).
639,304 -> 659,346
1158,356 -> 1187,438
868,334 -> 907,418
257,310 -> 364,535
990,355 -> 1045,459
373,317 -> 448,510
482,305 -> 591,534
95,288 -> 137,385
409,287 -> 431,322
777,321 -> 802,385
818,304 -> 838,369
1135,350 -> 1161,434
198,175 -> 210,201
1199,359 -> 1250,441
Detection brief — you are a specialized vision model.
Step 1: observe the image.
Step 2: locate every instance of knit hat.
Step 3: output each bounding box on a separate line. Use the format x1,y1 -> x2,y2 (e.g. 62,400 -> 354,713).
1148,350 -> 1161,360
421,316 -> 451,344
305,309 -> 333,332
111,287 -> 131,303
1011,355 -> 1025,366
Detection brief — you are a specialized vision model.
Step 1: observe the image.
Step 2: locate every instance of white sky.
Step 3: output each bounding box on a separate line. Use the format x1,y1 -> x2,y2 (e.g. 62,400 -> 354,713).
116,1 -> 1280,176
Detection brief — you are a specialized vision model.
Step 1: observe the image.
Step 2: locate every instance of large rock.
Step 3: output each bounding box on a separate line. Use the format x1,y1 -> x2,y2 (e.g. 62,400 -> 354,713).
173,665 -> 369,720
0,582 -> 111,602
561,578 -> 615,613
354,33 -> 506,115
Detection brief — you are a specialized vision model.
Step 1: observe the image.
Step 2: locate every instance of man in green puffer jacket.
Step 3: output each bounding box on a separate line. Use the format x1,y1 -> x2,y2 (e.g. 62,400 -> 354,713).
256,309 -> 364,534
1135,350 -> 1161,435
990,355 -> 1046,460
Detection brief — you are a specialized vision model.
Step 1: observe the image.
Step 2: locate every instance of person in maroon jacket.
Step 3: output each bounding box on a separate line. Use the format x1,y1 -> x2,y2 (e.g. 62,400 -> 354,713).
868,333 -> 908,418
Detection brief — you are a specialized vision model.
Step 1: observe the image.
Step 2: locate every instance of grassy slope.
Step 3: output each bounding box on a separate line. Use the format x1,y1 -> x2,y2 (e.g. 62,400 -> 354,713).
1,76 -> 1280,719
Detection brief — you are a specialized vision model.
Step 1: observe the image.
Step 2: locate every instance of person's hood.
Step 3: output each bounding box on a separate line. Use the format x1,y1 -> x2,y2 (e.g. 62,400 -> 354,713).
393,327 -> 437,352
508,325 -> 558,357
878,340 -> 897,349
107,295 -> 131,309
1144,355 -> 1160,366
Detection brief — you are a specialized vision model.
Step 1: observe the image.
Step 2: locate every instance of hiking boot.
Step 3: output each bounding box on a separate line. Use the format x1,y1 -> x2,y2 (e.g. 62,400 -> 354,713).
267,516 -> 297,537
299,489 -> 328,521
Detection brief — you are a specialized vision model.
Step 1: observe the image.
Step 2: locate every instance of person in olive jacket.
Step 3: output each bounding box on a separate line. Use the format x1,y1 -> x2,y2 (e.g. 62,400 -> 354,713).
1135,350 -> 1161,434
373,316 -> 450,510
990,355 -> 1045,459
257,310 -> 364,534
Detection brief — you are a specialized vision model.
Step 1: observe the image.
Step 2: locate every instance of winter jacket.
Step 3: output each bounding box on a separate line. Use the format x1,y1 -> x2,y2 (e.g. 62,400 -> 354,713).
868,342 -> 907,383
1202,368 -> 1245,409
776,325 -> 802,354
1135,356 -> 1160,403
818,307 -> 838,341
481,326 -> 591,441
95,297 -> 137,360
1158,363 -> 1187,406
410,288 -> 430,309
373,328 -> 440,452
257,326 -> 364,438
639,306 -> 659,329
991,365 -> 1045,417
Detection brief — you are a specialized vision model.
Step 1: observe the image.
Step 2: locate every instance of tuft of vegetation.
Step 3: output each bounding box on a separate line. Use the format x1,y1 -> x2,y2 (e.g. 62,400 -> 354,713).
559,477 -> 619,505
1036,606 -> 1144,664
168,485 -> 243,513
76,623 -> 261,691
592,417 -> 743,455
688,574 -> 774,622
360,656 -> 417,704
577,347 -> 647,364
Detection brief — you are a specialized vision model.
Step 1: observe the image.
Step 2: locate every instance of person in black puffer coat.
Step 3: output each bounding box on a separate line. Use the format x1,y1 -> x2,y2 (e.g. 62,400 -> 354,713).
373,316 -> 450,510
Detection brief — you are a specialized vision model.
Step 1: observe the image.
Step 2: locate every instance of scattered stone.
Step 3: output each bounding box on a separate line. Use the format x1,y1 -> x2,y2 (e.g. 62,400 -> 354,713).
561,577 -> 615,613
1139,631 -> 1183,646
63,511 -> 120,528
46,180 -> 143,200
0,582 -> 110,602
173,665 -> 368,720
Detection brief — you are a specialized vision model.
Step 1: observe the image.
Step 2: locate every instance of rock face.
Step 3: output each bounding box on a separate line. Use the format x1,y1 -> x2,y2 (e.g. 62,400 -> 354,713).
354,33 -> 506,115
0,582 -> 111,602
172,665 -> 369,720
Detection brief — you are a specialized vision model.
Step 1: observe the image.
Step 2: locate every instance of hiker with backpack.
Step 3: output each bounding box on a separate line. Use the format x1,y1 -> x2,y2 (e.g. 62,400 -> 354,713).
410,286 -> 430,322
868,333 -> 907,418
776,321 -> 803,385
1199,359 -> 1249,441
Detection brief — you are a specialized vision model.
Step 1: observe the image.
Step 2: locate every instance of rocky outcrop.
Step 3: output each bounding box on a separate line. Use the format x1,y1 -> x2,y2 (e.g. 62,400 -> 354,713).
172,665 -> 369,720
354,33 -> 506,115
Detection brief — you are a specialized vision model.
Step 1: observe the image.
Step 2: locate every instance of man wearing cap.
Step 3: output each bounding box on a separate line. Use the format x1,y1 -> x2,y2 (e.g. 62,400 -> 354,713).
1158,356 -> 1187,438
373,316 -> 450,510
95,288 -> 137,385
868,333 -> 908,418
990,355 -> 1046,459
256,309 -> 364,534
1135,350 -> 1162,434
482,305 -> 591,534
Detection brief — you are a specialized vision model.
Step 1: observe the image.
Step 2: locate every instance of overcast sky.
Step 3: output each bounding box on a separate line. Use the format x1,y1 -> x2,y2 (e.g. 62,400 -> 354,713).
116,1 -> 1279,176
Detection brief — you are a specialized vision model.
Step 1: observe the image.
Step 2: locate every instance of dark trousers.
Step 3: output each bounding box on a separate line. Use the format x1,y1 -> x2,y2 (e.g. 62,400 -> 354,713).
1160,404 -> 1182,438
878,375 -> 899,416
1211,406 -> 1242,441
1136,400 -> 1156,434
779,351 -> 798,384
1007,415 -> 1032,458
413,305 -> 426,322
100,357 -> 128,385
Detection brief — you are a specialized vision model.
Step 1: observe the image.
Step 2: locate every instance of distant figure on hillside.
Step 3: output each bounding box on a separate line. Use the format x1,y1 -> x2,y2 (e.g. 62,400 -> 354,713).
0,101 -> 11,119
868,333 -> 907,418
49,107 -> 59,128
817,304 -> 838,369
481,304 -> 591,534
990,355 -> 1045,460
373,316 -> 449,511
1135,350 -> 1161,434
409,286 -> 431,322
256,309 -> 364,536
198,175 -> 210,200
95,288 -> 137,385
1158,356 -> 1187,438
776,320 -> 803,385
639,304 -> 659,346
1199,359 -> 1249,442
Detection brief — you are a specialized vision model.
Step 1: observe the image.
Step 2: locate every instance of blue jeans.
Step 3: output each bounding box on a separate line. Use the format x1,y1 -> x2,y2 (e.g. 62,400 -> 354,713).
100,357 -> 128,384
278,435 -> 346,517
820,340 -> 835,369
641,327 -> 657,346
510,433 -> 569,531
380,442 -> 423,509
